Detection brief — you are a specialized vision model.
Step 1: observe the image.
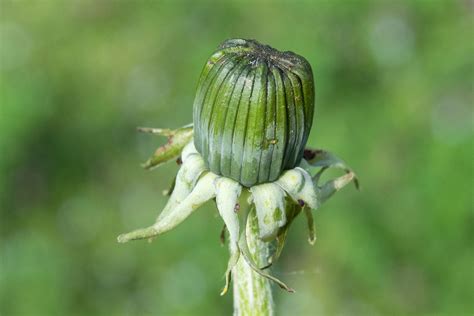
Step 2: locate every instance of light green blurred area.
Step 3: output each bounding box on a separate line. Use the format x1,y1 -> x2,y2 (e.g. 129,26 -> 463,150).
1,1 -> 472,315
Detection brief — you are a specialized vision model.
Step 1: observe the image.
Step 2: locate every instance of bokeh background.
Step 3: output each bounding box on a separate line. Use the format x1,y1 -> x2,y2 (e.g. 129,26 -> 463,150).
1,1 -> 472,315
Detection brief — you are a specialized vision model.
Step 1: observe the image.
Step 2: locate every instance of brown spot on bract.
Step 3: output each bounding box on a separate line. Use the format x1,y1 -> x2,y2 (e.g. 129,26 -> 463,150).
303,149 -> 316,160
303,148 -> 323,160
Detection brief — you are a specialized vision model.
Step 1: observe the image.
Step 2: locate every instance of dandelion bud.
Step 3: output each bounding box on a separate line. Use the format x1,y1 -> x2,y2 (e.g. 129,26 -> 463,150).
193,39 -> 315,187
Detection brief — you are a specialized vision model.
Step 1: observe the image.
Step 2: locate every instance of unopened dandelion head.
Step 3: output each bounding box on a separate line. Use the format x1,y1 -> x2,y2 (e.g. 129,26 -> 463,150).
118,39 -> 358,295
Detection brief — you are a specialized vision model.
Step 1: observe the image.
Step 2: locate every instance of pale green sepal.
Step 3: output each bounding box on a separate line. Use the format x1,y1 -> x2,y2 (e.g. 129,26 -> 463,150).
156,152 -> 206,221
319,172 -> 357,204
238,208 -> 295,293
215,177 -> 242,247
221,245 -> 240,296
303,149 -> 359,189
268,203 -> 301,266
303,207 -> 316,245
214,177 -> 242,295
249,183 -> 287,241
140,125 -> 194,170
276,167 -> 318,210
162,175 -> 176,196
117,172 -> 217,243
181,140 -> 199,163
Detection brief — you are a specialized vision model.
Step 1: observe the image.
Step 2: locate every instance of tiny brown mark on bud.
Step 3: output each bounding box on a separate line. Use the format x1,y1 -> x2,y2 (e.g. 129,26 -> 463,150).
298,199 -> 305,207
176,157 -> 182,165
234,203 -> 240,212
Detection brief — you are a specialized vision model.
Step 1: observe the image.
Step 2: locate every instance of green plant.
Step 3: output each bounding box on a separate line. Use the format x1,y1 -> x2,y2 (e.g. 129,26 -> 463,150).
118,39 -> 358,316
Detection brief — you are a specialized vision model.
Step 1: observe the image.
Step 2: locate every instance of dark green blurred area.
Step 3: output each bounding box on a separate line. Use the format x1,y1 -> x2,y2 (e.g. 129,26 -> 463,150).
1,1 -> 472,315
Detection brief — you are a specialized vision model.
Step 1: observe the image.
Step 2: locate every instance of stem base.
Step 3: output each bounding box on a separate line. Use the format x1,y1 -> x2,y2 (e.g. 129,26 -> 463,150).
232,209 -> 274,316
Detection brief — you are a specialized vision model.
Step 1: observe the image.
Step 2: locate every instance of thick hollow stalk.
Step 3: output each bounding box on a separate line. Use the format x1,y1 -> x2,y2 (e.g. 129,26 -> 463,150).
232,206 -> 274,316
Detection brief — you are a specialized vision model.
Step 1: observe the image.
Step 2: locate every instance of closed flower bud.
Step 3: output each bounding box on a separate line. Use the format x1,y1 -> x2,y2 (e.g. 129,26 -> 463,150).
193,39 -> 315,187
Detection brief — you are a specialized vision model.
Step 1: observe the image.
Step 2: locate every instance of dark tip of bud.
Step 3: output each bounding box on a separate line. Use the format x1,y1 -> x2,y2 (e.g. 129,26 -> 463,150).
298,199 -> 305,207
234,203 -> 240,213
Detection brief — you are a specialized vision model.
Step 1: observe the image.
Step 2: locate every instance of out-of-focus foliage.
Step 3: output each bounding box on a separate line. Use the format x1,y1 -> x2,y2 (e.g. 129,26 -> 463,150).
1,1 -> 472,315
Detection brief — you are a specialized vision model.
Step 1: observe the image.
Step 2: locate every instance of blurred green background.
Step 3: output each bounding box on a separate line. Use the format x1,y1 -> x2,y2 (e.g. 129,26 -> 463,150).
1,0 -> 472,315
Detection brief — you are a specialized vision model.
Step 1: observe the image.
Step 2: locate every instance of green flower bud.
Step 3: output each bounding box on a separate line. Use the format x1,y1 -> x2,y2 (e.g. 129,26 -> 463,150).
193,39 -> 315,187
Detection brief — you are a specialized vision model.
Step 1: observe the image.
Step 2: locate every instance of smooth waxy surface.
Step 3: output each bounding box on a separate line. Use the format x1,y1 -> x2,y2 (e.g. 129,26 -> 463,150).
193,39 -> 315,187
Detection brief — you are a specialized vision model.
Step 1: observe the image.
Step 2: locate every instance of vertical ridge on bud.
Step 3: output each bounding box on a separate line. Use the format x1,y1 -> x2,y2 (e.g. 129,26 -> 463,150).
258,66 -> 276,184
288,71 -> 306,167
281,70 -> 297,170
193,53 -> 232,152
193,39 -> 315,187
270,67 -> 287,181
219,66 -> 251,177
208,58 -> 249,172
229,68 -> 255,183
240,62 -> 268,186
200,56 -> 240,161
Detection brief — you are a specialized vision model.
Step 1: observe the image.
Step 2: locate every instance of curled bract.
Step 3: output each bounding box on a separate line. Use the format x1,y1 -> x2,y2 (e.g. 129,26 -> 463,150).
118,136 -> 358,294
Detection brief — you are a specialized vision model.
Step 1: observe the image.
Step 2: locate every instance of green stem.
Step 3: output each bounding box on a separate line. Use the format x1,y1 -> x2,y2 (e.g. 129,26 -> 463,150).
232,206 -> 274,316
